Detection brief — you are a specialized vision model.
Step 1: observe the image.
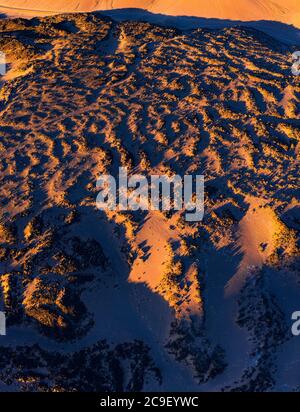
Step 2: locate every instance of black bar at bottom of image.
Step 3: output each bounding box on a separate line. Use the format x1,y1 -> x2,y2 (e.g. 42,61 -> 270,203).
0,392 -> 295,409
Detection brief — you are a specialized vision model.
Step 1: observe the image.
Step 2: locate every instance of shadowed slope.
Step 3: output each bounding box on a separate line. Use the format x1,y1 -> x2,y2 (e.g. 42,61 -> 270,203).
0,11 -> 299,392
0,0 -> 300,27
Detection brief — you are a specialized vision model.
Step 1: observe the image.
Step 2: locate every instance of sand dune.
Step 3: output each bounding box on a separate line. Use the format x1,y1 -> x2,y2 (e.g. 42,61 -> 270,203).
0,11 -> 299,390
0,0 -> 300,27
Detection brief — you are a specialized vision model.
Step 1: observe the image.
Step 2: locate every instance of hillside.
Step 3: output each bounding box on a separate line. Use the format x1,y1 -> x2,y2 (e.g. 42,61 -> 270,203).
0,12 -> 299,391
0,0 -> 300,27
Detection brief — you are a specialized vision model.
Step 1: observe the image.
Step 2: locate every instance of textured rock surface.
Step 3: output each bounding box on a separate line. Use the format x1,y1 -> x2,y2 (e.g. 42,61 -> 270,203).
0,12 -> 299,391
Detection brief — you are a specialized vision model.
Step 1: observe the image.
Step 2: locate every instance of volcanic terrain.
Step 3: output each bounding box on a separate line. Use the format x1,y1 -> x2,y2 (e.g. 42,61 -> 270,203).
0,11 -> 299,391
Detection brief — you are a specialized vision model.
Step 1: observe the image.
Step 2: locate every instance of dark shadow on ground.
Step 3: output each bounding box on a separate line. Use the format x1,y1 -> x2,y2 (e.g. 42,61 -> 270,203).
97,8 -> 300,45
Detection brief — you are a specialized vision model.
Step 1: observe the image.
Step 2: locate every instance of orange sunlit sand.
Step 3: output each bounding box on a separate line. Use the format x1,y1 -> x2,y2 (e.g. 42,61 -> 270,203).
0,0 -> 299,27
0,0 -> 299,393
